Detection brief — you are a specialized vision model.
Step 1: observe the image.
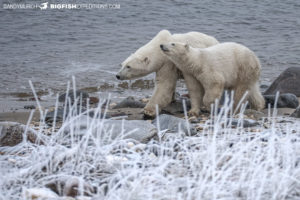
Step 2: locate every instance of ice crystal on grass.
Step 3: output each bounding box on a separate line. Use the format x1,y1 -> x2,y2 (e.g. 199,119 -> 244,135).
0,80 -> 299,200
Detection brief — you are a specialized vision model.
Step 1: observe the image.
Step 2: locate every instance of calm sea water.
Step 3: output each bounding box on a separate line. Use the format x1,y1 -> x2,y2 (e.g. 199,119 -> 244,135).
0,0 -> 299,99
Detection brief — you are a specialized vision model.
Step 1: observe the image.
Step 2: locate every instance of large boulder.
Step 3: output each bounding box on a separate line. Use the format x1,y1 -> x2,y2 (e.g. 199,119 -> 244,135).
264,67 -> 300,97
263,93 -> 299,108
0,122 -> 39,147
152,114 -> 197,136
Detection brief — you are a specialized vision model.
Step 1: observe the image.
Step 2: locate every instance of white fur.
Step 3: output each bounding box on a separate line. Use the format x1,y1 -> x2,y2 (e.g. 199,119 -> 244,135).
161,42 -> 265,116
117,30 -> 219,117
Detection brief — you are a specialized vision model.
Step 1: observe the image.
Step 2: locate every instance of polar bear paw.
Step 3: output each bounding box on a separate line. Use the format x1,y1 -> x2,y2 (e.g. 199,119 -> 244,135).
143,107 -> 156,119
188,109 -> 200,117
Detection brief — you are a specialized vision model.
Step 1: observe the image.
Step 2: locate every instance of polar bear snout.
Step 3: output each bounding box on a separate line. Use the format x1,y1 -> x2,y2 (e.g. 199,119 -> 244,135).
160,44 -> 169,52
116,70 -> 124,80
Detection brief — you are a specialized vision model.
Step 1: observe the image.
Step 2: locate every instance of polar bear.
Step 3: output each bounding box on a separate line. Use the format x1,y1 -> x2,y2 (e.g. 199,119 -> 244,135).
160,42 -> 265,116
116,30 -> 219,117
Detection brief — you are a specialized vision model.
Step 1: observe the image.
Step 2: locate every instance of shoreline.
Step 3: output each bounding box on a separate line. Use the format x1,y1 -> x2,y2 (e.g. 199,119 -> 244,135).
0,96 -> 298,125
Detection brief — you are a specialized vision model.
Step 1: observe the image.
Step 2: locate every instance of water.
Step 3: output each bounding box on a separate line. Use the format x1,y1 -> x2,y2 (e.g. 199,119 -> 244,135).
1,0 -> 300,99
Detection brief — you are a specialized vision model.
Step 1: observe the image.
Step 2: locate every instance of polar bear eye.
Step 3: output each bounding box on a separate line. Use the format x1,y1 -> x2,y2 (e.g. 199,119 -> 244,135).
126,66 -> 131,69
171,43 -> 175,46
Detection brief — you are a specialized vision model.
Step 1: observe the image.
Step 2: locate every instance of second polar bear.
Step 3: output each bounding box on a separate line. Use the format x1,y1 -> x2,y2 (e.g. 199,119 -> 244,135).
160,42 -> 265,116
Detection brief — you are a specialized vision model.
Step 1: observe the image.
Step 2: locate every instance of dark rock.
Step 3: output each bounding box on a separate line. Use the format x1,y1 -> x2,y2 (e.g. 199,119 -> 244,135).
143,114 -> 155,120
24,105 -> 36,109
45,177 -> 96,197
264,93 -> 299,108
29,97 -> 41,101
264,67 -> 300,97
260,84 -> 269,89
230,118 -> 259,128
0,122 -> 39,146
113,96 -> 145,109
58,90 -> 89,104
152,114 -> 197,136
162,99 -> 191,114
89,97 -> 99,104
290,107 -> 300,118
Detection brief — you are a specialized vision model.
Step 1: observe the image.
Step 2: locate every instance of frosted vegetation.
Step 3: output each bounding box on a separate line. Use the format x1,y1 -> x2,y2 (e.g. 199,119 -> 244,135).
0,80 -> 299,200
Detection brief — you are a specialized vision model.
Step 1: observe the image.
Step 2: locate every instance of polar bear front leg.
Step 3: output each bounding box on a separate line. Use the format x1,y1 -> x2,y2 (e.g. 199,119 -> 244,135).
202,78 -> 224,112
182,73 -> 204,117
144,63 -> 178,117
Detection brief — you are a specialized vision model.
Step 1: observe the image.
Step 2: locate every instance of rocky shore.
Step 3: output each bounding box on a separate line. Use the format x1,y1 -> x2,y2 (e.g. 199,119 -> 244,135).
0,67 -> 300,199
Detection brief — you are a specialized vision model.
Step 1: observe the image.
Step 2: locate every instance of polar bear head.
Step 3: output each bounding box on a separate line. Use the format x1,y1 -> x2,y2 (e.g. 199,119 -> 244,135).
116,54 -> 151,80
116,30 -> 172,80
160,42 -> 191,67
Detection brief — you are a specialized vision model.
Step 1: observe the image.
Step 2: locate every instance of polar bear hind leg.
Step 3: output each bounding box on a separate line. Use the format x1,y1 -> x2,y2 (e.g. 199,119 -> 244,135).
248,82 -> 265,111
233,84 -> 250,112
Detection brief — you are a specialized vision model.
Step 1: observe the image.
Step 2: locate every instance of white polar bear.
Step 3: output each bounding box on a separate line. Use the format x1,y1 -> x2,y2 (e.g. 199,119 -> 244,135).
116,30 -> 219,117
160,42 -> 265,116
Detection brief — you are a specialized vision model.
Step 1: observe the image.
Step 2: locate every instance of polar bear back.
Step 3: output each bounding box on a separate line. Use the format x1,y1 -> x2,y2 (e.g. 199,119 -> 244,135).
137,31 -> 218,56
200,42 -> 261,88
172,32 -> 219,48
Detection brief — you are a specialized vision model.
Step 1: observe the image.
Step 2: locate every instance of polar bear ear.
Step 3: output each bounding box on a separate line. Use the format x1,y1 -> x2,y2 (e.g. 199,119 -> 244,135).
143,57 -> 150,65
157,30 -> 171,39
184,44 -> 190,51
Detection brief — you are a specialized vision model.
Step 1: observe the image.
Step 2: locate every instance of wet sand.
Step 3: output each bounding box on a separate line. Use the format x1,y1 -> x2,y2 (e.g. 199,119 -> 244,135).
0,112 -> 40,124
0,99 -> 51,124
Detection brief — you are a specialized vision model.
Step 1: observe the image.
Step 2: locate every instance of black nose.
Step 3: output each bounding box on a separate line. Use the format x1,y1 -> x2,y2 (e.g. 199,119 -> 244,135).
160,44 -> 168,52
116,75 -> 120,80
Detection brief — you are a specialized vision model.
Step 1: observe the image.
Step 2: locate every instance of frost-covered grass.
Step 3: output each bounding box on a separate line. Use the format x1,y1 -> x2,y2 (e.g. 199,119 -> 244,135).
0,80 -> 300,200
